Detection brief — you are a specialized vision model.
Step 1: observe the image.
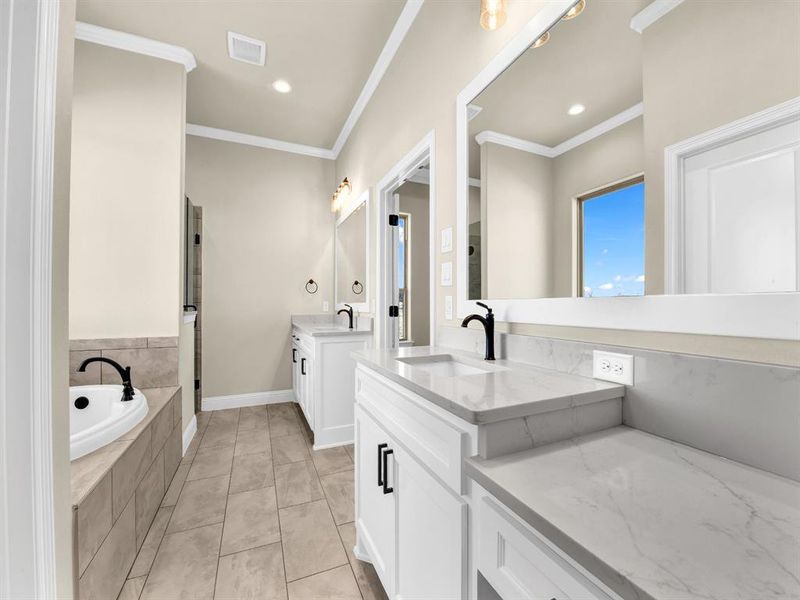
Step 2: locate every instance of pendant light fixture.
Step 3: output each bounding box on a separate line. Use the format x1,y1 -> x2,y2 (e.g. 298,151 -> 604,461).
331,177 -> 352,212
480,0 -> 507,31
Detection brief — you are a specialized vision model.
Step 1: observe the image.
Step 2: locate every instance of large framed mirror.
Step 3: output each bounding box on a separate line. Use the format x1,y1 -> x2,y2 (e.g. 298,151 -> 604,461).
335,191 -> 370,310
456,0 -> 800,339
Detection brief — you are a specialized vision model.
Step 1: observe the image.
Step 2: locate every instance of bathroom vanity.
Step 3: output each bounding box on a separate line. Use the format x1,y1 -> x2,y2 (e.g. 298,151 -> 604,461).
291,315 -> 371,448
352,346 -> 800,600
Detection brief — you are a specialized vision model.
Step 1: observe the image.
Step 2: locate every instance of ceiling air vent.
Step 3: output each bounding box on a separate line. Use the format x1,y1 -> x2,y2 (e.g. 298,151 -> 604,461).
227,31 -> 266,66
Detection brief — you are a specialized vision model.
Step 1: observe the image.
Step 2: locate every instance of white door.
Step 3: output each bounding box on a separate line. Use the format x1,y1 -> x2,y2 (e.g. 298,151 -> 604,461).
354,406 -> 396,597
683,118 -> 800,294
388,192 -> 401,348
395,445 -> 467,600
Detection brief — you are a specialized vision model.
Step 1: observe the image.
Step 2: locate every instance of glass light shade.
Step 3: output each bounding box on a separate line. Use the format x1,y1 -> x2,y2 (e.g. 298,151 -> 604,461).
531,31 -> 551,49
480,0 -> 507,31
562,0 -> 585,20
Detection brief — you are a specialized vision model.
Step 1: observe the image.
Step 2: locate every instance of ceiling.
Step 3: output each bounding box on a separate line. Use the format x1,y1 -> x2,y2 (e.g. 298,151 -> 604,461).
469,0 -> 646,149
77,0 -> 407,149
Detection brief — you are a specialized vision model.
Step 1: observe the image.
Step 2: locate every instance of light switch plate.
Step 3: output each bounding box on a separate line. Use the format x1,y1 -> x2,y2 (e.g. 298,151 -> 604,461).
592,350 -> 634,385
441,262 -> 453,286
441,227 -> 453,253
322,300 -> 329,312
445,295 -> 453,320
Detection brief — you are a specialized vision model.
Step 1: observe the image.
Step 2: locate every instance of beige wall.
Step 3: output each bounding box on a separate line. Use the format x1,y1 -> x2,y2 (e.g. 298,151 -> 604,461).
398,181 -> 430,346
333,0 -> 800,365
69,42 -> 184,340
642,0 -> 800,294
482,141 -> 553,299
186,136 -> 335,398
54,2 -> 77,596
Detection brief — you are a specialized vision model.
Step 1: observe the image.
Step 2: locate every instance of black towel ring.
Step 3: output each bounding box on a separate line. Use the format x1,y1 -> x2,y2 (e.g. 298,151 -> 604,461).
352,280 -> 363,295
305,279 -> 318,294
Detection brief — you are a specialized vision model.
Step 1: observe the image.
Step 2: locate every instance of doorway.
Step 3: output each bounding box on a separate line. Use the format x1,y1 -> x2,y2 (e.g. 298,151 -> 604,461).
376,132 -> 436,349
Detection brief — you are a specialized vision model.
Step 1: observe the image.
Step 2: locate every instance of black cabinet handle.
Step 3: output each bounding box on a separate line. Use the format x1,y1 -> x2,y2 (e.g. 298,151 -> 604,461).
377,443 -> 388,487
292,348 -> 297,363
301,358 -> 306,375
382,448 -> 394,494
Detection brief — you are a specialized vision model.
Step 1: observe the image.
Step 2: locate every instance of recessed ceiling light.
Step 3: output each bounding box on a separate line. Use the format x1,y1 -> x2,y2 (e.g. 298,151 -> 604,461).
272,79 -> 292,94
562,0 -> 586,20
568,103 -> 585,116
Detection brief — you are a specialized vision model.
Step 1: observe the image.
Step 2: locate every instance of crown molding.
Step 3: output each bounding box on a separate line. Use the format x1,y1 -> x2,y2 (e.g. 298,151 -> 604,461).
629,0 -> 686,34
186,123 -> 336,160
475,103 -> 643,159
75,22 -> 197,72
330,0 -> 424,157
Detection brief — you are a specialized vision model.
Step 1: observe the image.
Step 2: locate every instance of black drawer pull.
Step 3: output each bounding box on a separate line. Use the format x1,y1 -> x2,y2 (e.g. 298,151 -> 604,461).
377,443 -> 388,486
382,448 -> 394,494
292,348 -> 297,363
301,358 -> 306,375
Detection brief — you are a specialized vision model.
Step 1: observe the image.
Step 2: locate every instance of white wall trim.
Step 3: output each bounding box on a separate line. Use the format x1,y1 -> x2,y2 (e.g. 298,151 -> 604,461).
75,21 -> 197,72
456,0 -> 800,340
202,389 -> 295,411
408,167 -> 480,190
182,414 -> 197,455
186,123 -> 336,160
475,103 -> 643,159
0,0 -> 61,596
664,96 -> 800,294
630,0 -> 686,34
330,0 -> 424,157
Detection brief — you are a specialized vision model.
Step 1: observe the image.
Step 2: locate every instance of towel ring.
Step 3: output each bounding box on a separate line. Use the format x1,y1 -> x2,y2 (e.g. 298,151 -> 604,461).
305,279 -> 318,294
352,280 -> 363,295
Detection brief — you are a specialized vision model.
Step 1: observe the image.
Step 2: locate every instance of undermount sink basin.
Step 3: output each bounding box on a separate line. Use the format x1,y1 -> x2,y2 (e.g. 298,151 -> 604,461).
395,354 -> 503,377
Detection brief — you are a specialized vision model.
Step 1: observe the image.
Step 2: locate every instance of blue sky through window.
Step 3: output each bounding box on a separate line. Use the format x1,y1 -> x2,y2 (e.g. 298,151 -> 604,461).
582,181 -> 645,297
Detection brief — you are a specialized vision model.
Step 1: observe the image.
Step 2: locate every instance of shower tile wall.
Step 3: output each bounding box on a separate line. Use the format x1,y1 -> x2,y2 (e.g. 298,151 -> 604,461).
193,205 -> 203,412
69,337 -> 179,388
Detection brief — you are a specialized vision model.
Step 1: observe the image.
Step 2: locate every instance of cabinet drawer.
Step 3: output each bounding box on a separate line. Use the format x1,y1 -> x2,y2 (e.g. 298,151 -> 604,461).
478,497 -> 614,600
356,365 -> 473,494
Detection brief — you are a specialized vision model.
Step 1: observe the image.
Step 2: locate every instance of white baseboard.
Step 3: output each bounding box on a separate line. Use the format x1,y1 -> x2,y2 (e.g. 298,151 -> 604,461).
182,414 -> 197,455
201,389 -> 294,411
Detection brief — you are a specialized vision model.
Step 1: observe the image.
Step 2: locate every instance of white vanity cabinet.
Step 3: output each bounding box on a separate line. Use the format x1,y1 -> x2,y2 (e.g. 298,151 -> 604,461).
354,365 -> 473,600
290,326 -> 370,448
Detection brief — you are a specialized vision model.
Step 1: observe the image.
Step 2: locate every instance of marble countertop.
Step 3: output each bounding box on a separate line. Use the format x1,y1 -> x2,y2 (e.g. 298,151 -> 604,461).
352,345 -> 624,424
466,426 -> 800,600
71,386 -> 179,507
291,314 -> 372,337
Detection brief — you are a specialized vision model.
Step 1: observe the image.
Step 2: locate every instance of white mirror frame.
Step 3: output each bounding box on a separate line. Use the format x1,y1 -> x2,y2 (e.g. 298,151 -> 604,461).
335,189 -> 370,312
455,0 -> 800,340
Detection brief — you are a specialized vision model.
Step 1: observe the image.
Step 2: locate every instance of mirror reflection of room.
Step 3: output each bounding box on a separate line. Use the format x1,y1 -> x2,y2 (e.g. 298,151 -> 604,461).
468,0 -> 800,300
336,202 -> 367,305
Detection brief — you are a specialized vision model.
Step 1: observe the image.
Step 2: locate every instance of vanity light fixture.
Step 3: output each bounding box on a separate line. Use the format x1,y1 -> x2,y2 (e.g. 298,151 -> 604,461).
530,31 -> 551,49
331,177 -> 352,212
562,0 -> 586,20
272,79 -> 292,93
480,0 -> 507,31
568,103 -> 586,116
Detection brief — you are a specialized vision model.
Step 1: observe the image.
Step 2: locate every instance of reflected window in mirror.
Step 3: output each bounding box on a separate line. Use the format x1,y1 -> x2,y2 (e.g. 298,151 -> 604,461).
579,177 -> 644,298
396,213 -> 409,342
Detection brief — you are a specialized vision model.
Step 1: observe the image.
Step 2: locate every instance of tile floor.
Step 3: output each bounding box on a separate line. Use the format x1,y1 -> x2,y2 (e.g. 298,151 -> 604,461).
117,403 -> 387,600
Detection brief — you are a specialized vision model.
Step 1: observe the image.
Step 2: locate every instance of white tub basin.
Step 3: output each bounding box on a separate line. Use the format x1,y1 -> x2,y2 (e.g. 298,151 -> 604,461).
70,385 -> 148,460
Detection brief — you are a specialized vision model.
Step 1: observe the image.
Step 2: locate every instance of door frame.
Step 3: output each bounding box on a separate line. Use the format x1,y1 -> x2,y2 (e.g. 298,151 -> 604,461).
0,0 -> 61,597
375,131 -> 436,349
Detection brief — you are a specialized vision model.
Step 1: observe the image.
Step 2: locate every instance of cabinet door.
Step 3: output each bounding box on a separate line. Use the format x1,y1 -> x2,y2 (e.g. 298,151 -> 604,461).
354,406 -> 396,597
291,344 -> 299,402
396,446 -> 467,600
299,353 -> 311,423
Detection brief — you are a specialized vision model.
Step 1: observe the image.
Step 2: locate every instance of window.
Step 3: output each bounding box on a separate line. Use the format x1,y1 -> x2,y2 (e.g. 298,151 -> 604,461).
397,213 -> 410,341
579,177 -> 645,297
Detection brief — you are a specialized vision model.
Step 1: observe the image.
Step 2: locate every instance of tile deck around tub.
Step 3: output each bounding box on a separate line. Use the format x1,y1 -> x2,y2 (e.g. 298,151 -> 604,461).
116,403 -> 387,600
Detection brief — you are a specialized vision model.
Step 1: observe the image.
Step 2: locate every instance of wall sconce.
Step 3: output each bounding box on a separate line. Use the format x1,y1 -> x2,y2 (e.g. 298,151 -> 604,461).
480,0 -> 507,31
331,177 -> 352,212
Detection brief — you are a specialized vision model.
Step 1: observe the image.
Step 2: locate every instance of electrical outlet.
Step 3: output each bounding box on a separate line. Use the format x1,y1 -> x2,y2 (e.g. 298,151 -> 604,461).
441,262 -> 453,286
592,350 -> 634,385
322,300 -> 329,312
445,295 -> 453,320
441,227 -> 453,253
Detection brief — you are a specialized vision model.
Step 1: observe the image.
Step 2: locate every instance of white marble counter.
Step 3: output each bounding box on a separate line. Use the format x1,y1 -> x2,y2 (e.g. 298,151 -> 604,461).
466,426 -> 800,600
352,345 -> 623,425
291,314 -> 372,337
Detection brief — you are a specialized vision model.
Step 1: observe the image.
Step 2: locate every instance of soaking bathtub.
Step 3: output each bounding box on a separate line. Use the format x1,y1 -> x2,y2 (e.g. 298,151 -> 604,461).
70,385 -> 149,460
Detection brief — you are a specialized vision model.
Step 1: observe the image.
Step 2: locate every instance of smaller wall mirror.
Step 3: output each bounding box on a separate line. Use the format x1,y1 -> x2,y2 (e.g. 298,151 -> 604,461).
336,195 -> 369,308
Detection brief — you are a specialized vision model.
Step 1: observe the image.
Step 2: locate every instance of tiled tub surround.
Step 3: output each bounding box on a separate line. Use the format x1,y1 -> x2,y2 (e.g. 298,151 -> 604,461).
115,402 -> 387,600
467,427 -> 800,600
71,386 -> 182,600
69,337 -> 179,388
439,326 -> 800,481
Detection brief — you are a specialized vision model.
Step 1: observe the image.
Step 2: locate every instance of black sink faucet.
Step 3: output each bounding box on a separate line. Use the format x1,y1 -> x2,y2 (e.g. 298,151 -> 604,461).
338,303 -> 354,329
461,302 -> 495,361
78,357 -> 135,401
